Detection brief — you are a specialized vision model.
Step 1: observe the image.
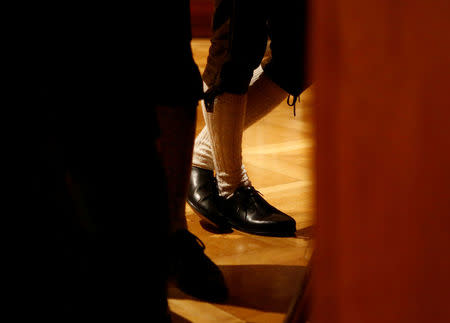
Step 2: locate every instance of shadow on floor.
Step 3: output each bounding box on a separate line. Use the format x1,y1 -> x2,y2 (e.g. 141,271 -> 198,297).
168,264 -> 307,314
295,225 -> 314,240
170,311 -> 192,323
199,219 -> 233,234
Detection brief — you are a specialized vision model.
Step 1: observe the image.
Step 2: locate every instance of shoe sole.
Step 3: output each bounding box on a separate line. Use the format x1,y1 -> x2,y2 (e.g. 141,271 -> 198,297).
188,198 -> 296,237
224,217 -> 297,237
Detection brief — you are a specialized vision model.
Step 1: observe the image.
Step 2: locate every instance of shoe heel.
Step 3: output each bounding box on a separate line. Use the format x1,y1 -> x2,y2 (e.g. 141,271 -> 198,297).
187,200 -> 231,231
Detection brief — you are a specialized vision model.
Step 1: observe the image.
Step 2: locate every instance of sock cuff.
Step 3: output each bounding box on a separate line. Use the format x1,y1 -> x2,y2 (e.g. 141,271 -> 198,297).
216,165 -> 251,197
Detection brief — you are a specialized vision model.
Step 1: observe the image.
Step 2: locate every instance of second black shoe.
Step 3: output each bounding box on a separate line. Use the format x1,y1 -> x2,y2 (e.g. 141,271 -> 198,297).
168,229 -> 228,303
187,166 -> 230,230
223,186 -> 297,237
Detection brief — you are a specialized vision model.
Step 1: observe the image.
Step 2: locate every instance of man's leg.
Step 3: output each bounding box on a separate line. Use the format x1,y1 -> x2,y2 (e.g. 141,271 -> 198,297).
155,105 -> 228,302
187,0 -> 296,236
155,105 -> 196,233
192,65 -> 288,171
191,84 -> 296,237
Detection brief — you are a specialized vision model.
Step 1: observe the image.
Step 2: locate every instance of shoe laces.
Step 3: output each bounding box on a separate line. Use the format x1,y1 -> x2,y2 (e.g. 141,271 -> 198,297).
287,94 -> 299,116
169,230 -> 207,276
182,230 -> 206,251
194,235 -> 206,250
238,186 -> 264,209
203,85 -> 225,112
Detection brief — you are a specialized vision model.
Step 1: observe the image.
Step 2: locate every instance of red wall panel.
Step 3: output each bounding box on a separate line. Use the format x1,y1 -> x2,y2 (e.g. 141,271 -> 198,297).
190,0 -> 213,38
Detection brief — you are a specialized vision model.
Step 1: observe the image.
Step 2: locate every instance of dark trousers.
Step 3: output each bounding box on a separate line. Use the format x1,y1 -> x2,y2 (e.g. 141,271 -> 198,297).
8,3 -> 200,319
203,0 -> 310,101
20,96 -> 169,320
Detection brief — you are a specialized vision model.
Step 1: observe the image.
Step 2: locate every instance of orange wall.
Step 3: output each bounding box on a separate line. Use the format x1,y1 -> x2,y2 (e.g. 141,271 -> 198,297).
312,1 -> 450,322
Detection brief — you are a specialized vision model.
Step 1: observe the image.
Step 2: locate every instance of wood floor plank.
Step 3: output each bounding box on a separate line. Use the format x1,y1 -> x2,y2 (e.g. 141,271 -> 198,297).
169,298 -> 245,323
244,163 -> 301,188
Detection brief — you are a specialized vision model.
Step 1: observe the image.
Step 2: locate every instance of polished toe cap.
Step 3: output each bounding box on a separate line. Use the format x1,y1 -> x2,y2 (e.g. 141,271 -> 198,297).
224,186 -> 297,236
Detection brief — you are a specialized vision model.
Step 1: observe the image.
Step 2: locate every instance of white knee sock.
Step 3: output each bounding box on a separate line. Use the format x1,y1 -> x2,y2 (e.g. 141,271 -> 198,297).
192,117 -> 215,170
202,91 -> 249,197
192,66 -> 288,195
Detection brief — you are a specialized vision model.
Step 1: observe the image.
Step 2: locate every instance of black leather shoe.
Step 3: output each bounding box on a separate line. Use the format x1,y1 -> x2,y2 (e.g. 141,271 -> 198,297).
223,186 -> 296,237
187,166 -> 230,229
169,230 -> 228,302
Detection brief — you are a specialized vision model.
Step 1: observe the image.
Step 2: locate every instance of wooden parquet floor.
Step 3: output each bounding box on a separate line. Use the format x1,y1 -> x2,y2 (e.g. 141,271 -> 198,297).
168,39 -> 315,323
